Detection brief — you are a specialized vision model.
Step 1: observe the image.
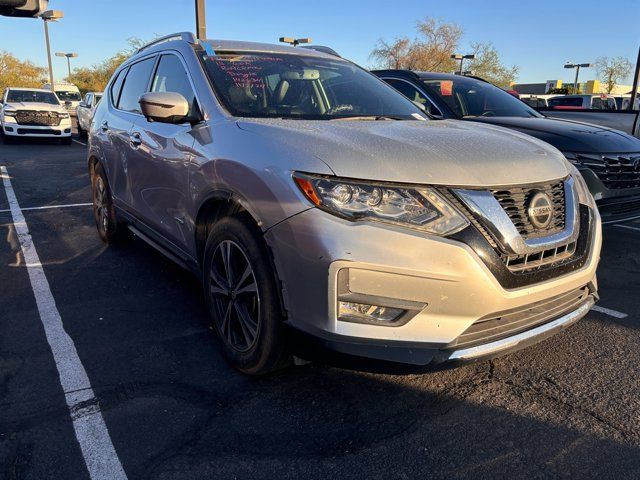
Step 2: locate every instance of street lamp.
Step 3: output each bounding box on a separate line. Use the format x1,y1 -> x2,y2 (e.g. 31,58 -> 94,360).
40,9 -> 63,87
279,37 -> 312,47
55,52 -> 78,79
451,53 -> 475,75
564,62 -> 592,94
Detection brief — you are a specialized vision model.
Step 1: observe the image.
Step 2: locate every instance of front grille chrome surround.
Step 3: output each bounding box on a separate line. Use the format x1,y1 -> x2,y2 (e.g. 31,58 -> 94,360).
449,177 -> 580,273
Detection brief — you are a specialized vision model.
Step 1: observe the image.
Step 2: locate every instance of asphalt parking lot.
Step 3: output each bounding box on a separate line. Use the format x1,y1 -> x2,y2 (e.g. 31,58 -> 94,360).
1,131 -> 640,479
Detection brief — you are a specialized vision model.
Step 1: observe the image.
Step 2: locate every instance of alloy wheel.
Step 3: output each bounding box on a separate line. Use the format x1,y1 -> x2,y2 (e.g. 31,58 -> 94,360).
93,176 -> 109,233
209,240 -> 261,353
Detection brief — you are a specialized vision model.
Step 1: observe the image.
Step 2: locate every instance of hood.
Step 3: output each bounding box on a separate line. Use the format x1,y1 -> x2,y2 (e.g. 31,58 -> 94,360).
5,102 -> 65,113
237,118 -> 569,187
467,116 -> 640,154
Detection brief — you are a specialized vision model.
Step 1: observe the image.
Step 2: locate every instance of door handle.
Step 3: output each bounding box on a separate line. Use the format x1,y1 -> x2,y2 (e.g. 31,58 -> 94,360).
100,120 -> 109,132
129,132 -> 142,147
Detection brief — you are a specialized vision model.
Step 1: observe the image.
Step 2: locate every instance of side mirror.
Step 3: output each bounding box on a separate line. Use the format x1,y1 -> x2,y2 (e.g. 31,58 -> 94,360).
79,102 -> 88,108
412,100 -> 426,112
139,92 -> 190,124
64,101 -> 73,107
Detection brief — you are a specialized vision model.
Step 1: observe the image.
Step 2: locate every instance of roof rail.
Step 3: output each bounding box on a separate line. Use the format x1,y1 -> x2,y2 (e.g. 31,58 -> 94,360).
300,45 -> 341,58
135,32 -> 197,54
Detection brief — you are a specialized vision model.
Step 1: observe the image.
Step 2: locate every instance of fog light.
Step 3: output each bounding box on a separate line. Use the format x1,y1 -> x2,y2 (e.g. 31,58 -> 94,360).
338,301 -> 404,325
5,126 -> 13,132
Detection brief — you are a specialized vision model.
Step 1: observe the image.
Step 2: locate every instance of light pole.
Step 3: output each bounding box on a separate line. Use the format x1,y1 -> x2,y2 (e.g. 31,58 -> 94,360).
279,37 -> 312,47
195,0 -> 206,40
451,53 -> 475,75
55,52 -> 78,79
40,9 -> 63,87
564,62 -> 592,94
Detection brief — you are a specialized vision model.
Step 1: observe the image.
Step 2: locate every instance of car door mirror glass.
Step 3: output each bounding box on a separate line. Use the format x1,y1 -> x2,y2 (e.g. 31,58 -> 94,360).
139,91 -> 190,124
412,100 -> 426,112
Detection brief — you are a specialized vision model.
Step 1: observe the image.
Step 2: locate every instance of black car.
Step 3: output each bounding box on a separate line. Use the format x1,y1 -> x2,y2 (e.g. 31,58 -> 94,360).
373,70 -> 640,223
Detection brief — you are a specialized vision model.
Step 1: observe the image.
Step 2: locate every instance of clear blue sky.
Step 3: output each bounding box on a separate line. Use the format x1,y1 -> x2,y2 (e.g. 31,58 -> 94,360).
1,0 -> 639,84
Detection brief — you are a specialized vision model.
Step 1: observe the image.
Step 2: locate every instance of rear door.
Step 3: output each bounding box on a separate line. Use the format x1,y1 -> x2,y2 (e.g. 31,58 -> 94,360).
101,57 -> 156,209
127,52 -> 199,249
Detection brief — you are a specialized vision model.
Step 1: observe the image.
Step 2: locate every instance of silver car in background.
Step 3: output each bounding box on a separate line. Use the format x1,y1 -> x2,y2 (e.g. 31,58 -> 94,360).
76,91 -> 102,138
88,33 -> 601,375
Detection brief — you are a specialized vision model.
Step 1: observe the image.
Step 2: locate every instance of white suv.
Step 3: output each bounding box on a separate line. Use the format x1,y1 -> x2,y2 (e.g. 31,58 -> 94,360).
1,87 -> 73,144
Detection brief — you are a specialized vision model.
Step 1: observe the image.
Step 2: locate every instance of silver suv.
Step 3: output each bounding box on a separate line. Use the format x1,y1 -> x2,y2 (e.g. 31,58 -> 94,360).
89,33 -> 601,374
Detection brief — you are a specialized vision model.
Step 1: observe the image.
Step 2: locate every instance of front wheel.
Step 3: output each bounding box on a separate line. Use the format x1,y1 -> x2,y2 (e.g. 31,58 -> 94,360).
203,216 -> 290,375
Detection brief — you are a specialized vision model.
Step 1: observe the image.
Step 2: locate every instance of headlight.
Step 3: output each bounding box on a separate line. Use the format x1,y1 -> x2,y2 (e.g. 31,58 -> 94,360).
3,110 -> 16,117
59,112 -> 70,119
570,165 -> 595,209
293,173 -> 469,236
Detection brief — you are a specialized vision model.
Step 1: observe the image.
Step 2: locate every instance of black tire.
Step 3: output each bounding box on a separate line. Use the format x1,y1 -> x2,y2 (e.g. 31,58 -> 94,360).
203,216 -> 290,375
77,124 -> 85,138
91,163 -> 126,244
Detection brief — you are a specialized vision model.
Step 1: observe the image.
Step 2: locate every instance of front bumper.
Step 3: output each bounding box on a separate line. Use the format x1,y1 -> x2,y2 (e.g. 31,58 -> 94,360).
266,205 -> 601,365
3,119 -> 72,138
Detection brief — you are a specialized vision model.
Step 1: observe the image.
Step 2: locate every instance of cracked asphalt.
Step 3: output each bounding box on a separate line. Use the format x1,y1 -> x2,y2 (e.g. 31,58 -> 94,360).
1,134 -> 640,479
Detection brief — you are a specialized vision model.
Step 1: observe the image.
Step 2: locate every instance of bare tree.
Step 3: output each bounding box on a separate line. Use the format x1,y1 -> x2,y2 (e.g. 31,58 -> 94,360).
467,42 -> 519,88
370,38 -> 412,69
595,56 -> 633,93
370,17 -> 462,72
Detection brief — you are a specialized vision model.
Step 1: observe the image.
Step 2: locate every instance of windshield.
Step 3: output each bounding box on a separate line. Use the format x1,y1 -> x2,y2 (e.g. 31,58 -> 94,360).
421,77 -> 541,118
199,51 -> 425,120
6,90 -> 60,105
56,90 -> 82,102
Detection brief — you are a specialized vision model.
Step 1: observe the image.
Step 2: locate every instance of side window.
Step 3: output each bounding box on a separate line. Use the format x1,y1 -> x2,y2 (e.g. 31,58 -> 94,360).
150,54 -> 198,117
118,57 -> 156,113
385,79 -> 443,117
86,94 -> 93,106
110,68 -> 127,107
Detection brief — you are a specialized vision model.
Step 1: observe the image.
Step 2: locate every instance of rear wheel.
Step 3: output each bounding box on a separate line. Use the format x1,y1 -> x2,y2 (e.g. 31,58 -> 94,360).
91,163 -> 126,244
203,216 -> 290,375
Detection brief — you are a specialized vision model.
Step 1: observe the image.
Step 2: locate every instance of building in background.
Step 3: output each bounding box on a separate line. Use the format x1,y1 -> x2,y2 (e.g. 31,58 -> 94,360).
512,79 -> 635,95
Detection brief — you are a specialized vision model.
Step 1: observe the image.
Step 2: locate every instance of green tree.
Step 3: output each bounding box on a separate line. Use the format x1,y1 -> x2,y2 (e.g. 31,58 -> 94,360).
0,51 -> 47,93
67,37 -> 149,93
595,56 -> 633,93
467,42 -> 519,88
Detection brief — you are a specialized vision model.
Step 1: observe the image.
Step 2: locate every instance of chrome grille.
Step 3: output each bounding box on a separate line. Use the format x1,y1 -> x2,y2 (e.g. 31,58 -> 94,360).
15,110 -> 61,126
502,241 -> 577,272
446,179 -> 578,273
574,153 -> 640,189
491,181 -> 565,238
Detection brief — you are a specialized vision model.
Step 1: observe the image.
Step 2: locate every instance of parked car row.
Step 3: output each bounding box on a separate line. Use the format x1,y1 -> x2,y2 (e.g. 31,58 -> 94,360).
84,33 -> 602,375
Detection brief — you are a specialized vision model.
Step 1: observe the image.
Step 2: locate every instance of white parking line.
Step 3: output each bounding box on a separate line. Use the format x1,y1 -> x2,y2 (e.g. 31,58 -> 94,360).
614,224 -> 640,232
0,202 -> 92,214
0,165 -> 127,480
592,305 -> 628,319
73,139 -> 87,146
